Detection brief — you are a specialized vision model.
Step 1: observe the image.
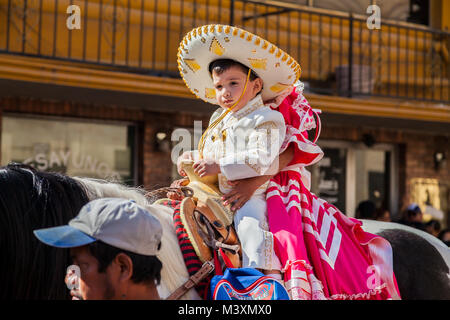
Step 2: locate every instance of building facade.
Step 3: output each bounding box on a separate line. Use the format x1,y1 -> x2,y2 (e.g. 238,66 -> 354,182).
0,0 -> 449,224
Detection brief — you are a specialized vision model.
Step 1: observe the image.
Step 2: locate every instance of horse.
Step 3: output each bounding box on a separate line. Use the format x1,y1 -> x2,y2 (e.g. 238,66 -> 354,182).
361,220 -> 450,299
0,163 -> 198,300
0,163 -> 449,299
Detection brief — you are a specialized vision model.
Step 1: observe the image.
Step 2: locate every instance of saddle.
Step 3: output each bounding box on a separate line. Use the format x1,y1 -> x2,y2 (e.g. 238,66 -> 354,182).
155,160 -> 242,270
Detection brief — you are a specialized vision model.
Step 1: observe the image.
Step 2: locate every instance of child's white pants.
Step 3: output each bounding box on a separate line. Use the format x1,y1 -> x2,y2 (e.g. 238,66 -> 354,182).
234,194 -> 282,271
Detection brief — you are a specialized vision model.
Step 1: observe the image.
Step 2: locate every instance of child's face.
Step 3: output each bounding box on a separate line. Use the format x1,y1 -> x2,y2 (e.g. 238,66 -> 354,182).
212,66 -> 262,111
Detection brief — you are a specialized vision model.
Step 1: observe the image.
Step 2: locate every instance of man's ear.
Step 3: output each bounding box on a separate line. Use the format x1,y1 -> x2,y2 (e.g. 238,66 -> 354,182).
114,253 -> 133,282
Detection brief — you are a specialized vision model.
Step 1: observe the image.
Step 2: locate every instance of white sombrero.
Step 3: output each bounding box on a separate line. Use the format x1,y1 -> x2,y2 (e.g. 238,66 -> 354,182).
177,24 -> 301,104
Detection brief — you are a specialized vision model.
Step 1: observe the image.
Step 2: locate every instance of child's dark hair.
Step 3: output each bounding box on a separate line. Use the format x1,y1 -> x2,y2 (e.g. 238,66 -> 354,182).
209,59 -> 259,81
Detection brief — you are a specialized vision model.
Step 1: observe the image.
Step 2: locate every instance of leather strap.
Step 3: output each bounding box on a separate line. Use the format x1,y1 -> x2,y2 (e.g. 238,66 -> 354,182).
166,260 -> 215,300
145,186 -> 193,199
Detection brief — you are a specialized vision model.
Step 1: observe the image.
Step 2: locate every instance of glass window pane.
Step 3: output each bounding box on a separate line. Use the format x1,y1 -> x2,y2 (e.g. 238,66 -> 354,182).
1,116 -> 135,184
310,147 -> 347,212
354,149 -> 389,210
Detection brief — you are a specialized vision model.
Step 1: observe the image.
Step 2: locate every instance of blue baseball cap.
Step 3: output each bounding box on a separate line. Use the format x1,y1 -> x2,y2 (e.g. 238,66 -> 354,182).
34,225 -> 97,248
407,203 -> 421,213
34,198 -> 163,256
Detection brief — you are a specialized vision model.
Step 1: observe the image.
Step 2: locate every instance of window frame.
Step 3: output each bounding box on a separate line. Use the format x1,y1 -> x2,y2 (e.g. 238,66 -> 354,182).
1,112 -> 139,185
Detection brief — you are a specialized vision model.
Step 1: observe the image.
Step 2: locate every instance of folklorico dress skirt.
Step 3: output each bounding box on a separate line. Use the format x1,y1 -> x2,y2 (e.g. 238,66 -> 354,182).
266,85 -> 401,300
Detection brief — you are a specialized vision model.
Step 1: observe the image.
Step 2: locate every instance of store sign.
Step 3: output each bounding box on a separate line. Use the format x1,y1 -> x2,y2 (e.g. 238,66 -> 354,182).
23,150 -> 121,180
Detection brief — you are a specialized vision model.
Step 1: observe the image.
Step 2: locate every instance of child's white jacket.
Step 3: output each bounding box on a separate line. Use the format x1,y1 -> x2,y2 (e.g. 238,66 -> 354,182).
193,94 -> 286,194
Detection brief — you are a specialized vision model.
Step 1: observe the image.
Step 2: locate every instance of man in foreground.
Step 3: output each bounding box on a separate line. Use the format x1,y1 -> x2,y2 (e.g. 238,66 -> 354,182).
34,197 -> 163,300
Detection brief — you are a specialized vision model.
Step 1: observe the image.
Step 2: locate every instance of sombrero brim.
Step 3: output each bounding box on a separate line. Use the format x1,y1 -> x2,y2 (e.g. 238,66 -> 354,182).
177,24 -> 301,104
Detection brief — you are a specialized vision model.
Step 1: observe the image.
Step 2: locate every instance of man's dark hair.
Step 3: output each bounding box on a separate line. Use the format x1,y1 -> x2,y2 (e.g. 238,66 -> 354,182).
88,240 -> 162,285
406,206 -> 421,219
209,59 -> 259,81
355,200 -> 377,219
437,228 -> 450,247
425,219 -> 441,233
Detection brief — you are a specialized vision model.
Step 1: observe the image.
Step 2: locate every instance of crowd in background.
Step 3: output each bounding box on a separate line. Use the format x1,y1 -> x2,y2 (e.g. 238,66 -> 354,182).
355,200 -> 450,247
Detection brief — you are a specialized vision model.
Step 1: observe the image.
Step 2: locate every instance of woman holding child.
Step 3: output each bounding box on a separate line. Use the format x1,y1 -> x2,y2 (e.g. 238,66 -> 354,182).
174,24 -> 401,300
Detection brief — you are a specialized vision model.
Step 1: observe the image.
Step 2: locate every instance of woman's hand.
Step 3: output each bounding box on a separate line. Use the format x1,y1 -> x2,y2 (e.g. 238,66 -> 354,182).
193,159 -> 221,177
167,178 -> 189,201
222,175 -> 272,211
221,145 -> 295,211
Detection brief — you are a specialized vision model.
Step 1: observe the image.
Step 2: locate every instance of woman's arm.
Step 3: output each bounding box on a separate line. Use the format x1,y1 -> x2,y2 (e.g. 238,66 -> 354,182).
222,144 -> 295,211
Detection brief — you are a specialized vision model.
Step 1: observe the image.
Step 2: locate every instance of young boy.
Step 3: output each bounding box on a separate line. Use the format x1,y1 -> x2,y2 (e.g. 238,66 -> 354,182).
178,58 -> 285,277
176,24 -> 301,278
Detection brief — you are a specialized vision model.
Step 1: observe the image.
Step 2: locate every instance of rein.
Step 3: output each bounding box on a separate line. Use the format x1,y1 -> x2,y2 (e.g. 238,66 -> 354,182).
145,186 -> 194,200
166,260 -> 215,300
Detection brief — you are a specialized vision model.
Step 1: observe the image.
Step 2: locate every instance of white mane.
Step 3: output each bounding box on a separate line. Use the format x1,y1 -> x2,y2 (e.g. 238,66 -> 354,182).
73,177 -> 201,300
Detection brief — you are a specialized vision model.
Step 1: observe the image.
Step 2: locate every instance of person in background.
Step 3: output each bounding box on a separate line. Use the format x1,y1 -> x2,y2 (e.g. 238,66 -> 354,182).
437,228 -> 450,247
355,200 -> 377,220
34,198 -> 163,300
402,203 -> 426,231
425,219 -> 441,237
375,207 -> 391,222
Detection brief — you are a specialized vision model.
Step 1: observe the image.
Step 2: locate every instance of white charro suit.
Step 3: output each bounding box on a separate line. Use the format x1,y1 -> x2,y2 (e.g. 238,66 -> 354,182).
193,94 -> 286,270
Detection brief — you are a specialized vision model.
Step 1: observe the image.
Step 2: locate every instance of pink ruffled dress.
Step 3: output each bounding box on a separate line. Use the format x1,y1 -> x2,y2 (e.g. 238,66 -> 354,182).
265,83 -> 401,300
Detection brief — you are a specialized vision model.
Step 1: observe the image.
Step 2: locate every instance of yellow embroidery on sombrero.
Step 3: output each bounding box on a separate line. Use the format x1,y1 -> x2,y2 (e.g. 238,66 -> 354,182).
270,82 -> 291,93
275,49 -> 282,58
295,65 -> 302,78
184,59 -> 201,72
177,24 -> 302,104
205,88 -> 216,99
248,58 -> 267,70
210,37 -> 225,56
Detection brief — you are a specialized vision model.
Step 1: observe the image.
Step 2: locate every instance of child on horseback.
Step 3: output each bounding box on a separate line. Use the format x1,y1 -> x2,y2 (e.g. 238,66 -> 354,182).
176,24 -> 400,300
176,25 -> 304,279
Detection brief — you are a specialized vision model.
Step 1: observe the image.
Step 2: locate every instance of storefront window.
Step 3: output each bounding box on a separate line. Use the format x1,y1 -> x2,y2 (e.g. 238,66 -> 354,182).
310,147 -> 347,212
354,149 -> 390,211
1,116 -> 136,184
310,141 -> 396,218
